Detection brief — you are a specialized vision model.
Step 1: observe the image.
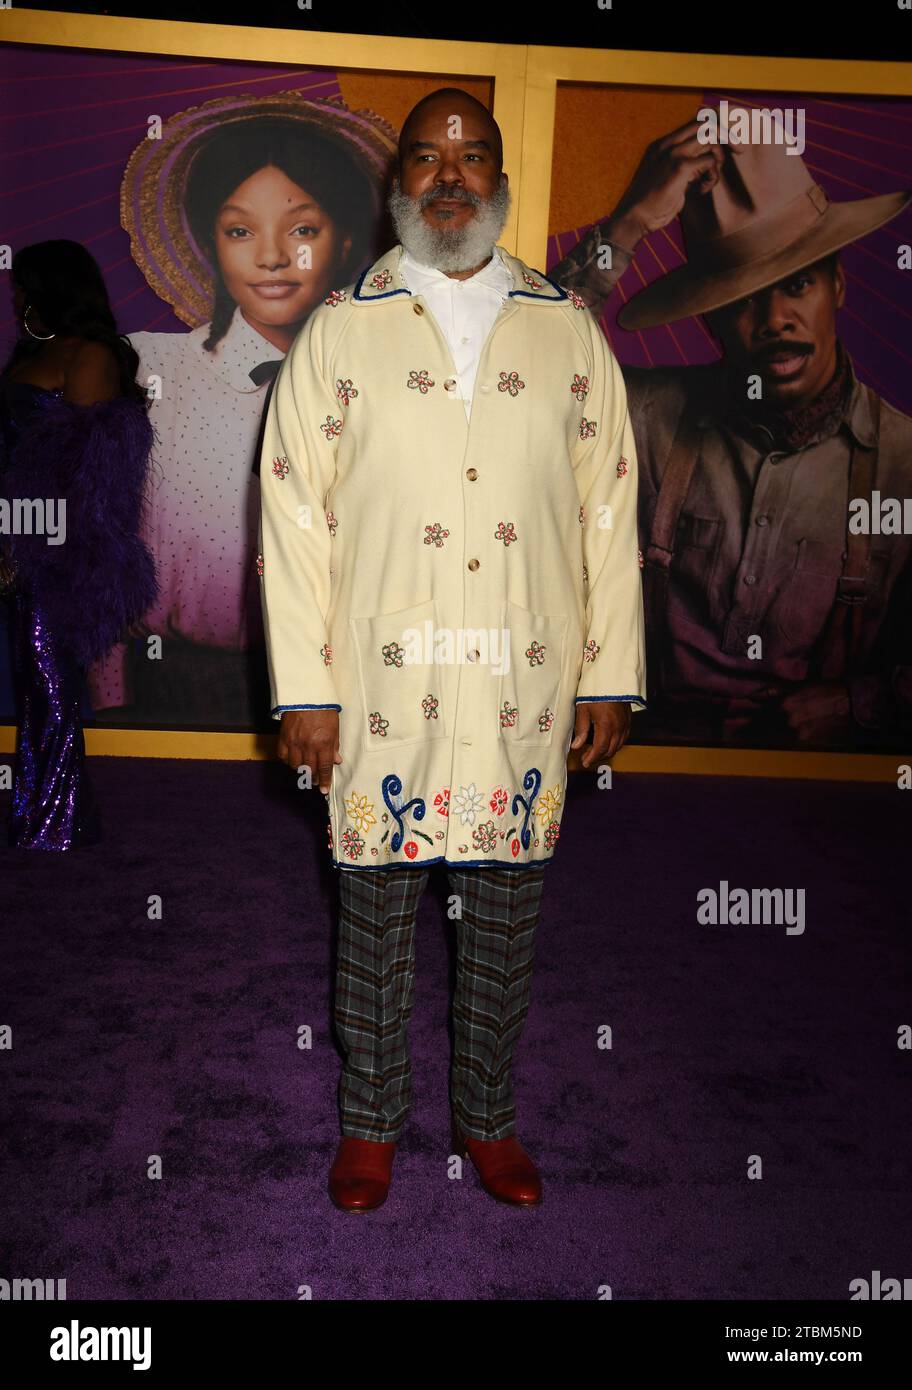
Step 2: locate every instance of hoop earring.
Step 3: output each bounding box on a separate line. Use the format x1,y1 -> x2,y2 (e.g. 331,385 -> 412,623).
23,304 -> 55,340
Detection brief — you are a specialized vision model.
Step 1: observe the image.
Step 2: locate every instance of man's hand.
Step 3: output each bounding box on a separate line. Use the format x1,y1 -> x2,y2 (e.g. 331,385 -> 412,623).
570,701 -> 632,768
277,709 -> 342,792
606,115 -> 725,251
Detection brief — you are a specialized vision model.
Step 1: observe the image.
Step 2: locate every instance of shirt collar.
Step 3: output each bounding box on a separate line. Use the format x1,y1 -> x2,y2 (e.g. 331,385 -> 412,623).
188,304 -> 284,394
351,243 -> 568,305
399,244 -> 513,297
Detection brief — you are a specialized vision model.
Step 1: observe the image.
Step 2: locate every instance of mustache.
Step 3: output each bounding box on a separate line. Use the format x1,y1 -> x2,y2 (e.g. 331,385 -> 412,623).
419,185 -> 481,207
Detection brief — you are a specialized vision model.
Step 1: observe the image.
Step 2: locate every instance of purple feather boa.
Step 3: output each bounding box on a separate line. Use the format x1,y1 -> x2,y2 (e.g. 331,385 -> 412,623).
0,393 -> 159,667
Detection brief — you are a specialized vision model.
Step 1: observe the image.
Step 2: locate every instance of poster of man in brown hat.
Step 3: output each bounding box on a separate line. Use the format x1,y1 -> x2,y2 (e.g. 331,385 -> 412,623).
551,105 -> 912,750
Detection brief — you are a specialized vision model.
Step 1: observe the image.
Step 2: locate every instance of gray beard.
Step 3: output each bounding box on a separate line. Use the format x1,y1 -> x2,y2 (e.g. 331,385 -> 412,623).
387,176 -> 512,273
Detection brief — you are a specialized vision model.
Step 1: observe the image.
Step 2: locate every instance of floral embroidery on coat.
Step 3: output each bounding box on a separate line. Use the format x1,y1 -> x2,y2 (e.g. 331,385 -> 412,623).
499,700 -> 518,729
381,641 -> 405,668
421,694 -> 440,720
326,511 -> 338,537
525,640 -> 546,667
370,270 -> 392,290
325,289 -> 347,306
498,370 -> 525,397
494,520 -> 518,546
321,415 -> 343,441
424,521 -> 450,547
583,639 -> 600,662
336,378 -> 359,406
616,456 -> 629,477
570,374 -> 590,401
566,289 -> 586,310
535,784 -> 562,821
320,643 -> 333,666
452,783 -> 485,825
271,455 -> 290,480
407,369 -> 435,394
538,708 -> 555,733
332,767 -> 561,865
368,711 -> 389,737
579,417 -> 597,440
340,826 -> 365,860
255,553 -> 264,576
522,271 -> 543,290
472,820 -> 498,853
345,791 -> 377,834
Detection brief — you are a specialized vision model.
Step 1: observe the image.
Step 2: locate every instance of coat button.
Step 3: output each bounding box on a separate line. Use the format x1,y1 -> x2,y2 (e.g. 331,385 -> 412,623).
444,377 -> 458,391
467,648 -> 481,662
413,302 -> 424,314
466,467 -> 478,480
468,558 -> 480,571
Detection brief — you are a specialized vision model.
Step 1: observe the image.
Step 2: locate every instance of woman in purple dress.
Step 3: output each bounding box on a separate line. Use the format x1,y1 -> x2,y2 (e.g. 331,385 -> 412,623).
0,240 -> 157,850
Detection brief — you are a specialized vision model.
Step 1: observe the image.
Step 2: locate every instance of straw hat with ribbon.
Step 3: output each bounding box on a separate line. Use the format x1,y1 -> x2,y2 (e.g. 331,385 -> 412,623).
121,91 -> 398,328
617,120 -> 912,331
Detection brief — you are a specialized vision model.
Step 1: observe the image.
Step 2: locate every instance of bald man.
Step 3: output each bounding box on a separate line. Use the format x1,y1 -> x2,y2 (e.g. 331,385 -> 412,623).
259,89 -> 645,1211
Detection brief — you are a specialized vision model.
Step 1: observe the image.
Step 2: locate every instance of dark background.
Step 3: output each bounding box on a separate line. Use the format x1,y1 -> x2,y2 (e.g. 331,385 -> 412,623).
10,0 -> 909,64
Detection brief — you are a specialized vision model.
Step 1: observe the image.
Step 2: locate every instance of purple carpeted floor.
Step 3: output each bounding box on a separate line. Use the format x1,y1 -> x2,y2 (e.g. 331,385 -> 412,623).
1,756 -> 909,1300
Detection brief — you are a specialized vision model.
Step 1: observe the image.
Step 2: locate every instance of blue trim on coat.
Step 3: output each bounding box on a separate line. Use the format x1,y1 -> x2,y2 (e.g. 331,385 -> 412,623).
575,694 -> 648,706
352,258 -> 567,305
333,854 -> 553,871
352,265 -> 411,302
272,703 -> 342,714
507,271 -> 567,302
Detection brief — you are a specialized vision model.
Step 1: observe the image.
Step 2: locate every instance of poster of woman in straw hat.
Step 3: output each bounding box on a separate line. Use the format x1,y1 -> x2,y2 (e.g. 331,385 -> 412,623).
546,87 -> 912,752
87,92 -> 397,728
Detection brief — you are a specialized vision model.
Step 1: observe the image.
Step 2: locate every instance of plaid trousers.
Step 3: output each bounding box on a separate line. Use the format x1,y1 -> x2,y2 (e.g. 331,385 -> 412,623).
334,864 -> 546,1142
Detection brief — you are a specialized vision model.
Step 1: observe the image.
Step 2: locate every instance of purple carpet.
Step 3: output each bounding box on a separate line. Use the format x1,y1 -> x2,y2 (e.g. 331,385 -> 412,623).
1,756 -> 909,1300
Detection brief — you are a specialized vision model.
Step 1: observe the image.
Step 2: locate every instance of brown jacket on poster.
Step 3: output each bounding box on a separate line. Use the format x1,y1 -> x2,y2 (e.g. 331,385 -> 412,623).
550,232 -> 912,748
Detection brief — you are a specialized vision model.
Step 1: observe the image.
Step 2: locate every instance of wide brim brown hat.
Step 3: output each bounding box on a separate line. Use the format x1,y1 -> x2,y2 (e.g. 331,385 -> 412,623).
616,128 -> 912,331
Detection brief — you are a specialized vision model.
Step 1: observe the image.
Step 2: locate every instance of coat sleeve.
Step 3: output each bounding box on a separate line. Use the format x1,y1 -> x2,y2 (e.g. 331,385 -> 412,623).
257,308 -> 343,719
570,315 -> 648,711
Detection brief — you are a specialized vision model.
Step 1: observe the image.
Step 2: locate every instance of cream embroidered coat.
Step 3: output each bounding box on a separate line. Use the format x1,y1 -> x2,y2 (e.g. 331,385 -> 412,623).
257,243 -> 647,871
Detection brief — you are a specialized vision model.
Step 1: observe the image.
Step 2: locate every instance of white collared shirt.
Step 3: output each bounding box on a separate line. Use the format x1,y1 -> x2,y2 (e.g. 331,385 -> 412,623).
399,244 -> 513,419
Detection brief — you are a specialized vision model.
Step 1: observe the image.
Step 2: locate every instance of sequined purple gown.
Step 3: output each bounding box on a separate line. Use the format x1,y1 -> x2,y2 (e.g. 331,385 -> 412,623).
1,381 -> 101,849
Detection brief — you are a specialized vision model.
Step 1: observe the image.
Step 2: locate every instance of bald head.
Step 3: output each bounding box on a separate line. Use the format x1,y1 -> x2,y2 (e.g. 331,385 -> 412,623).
398,88 -> 503,174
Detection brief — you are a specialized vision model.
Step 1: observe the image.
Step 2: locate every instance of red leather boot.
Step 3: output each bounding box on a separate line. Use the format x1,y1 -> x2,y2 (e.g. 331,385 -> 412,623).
451,1118 -> 542,1206
329,1136 -> 396,1212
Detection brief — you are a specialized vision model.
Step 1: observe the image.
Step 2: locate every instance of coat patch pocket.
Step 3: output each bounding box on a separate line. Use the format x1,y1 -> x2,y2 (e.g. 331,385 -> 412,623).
350,596 -> 448,747
498,600 -> 569,747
